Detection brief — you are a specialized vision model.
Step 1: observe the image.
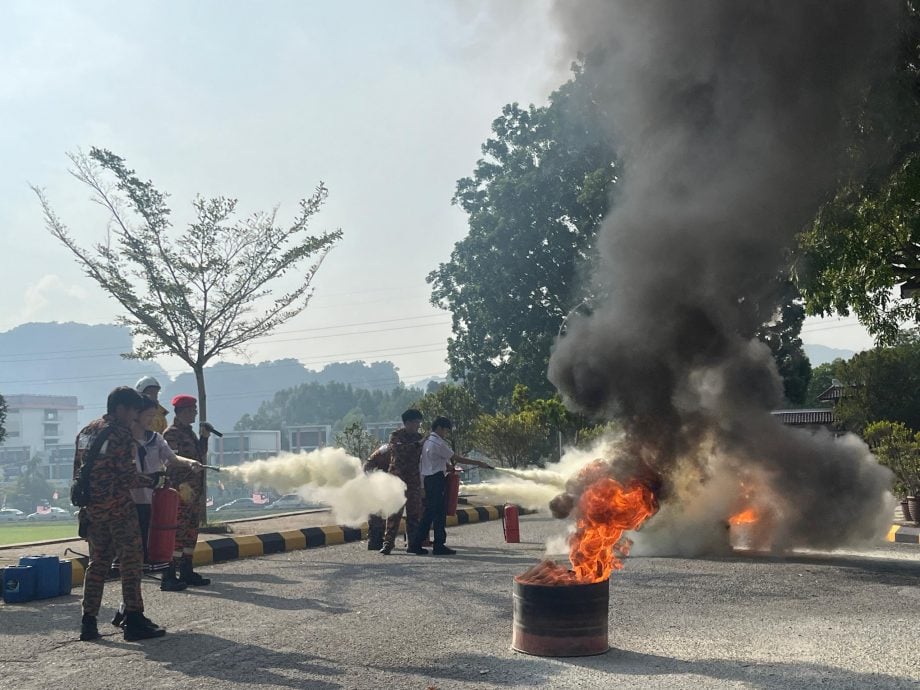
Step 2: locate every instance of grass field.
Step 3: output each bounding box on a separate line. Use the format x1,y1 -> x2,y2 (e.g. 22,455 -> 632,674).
0,522 -> 78,546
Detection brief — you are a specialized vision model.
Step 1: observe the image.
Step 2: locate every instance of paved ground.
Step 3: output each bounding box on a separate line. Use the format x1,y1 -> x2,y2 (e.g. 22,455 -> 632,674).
1,514 -> 918,690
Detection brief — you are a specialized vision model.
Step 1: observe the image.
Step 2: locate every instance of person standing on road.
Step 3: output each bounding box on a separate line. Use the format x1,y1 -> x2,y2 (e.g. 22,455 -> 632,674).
408,416 -> 493,556
74,386 -> 166,642
136,376 -> 168,434
363,443 -> 390,551
162,394 -> 211,589
380,409 -> 425,555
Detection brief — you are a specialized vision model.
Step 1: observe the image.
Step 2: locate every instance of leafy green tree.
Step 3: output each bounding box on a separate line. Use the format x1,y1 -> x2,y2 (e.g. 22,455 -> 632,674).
804,361 -> 842,408
428,62 -> 619,409
335,421 -> 379,462
796,6 -> 920,344
33,148 -> 341,422
413,383 -> 482,454
471,410 -> 543,469
863,420 -> 920,497
754,281 -> 812,405
10,456 -> 55,513
833,336 -> 920,433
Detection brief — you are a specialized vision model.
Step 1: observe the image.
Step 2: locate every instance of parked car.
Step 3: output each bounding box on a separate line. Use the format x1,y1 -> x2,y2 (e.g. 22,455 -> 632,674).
213,498 -> 261,512
263,494 -> 308,510
26,507 -> 73,521
0,508 -> 25,522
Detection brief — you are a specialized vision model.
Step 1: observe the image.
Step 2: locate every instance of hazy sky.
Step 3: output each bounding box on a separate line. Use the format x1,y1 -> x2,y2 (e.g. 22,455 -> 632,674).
0,0 -> 874,389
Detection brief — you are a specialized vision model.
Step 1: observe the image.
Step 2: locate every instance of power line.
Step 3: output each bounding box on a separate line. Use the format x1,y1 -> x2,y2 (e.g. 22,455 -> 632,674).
0,312 -> 449,361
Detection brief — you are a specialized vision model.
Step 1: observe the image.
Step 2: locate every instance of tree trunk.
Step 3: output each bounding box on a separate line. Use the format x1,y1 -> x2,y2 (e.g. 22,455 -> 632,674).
193,363 -> 209,525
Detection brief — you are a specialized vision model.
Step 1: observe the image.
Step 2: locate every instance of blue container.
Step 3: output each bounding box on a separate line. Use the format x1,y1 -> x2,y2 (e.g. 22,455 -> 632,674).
3,565 -> 36,603
58,560 -> 73,596
19,555 -> 60,599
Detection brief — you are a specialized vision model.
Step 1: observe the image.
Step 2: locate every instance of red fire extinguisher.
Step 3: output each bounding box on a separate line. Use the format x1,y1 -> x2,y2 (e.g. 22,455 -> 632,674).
148,487 -> 180,564
445,468 -> 461,517
503,503 -> 520,543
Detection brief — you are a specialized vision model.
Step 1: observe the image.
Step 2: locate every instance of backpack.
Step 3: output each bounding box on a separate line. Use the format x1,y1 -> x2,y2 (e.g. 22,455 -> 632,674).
70,426 -> 115,507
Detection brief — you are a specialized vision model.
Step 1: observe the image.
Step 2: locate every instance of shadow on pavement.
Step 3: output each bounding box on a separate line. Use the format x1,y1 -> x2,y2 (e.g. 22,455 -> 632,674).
572,647 -> 918,690
178,577 -> 352,614
0,596 -> 82,635
106,632 -> 344,689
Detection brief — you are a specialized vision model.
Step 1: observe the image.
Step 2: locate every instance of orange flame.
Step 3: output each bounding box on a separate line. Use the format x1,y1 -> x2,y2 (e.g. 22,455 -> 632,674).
569,477 -> 658,582
728,507 -> 759,526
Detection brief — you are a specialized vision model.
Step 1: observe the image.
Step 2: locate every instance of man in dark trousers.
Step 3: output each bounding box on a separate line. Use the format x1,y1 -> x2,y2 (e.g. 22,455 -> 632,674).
162,394 -> 211,589
75,386 -> 166,641
363,443 -> 390,550
408,416 -> 493,556
380,409 -> 424,555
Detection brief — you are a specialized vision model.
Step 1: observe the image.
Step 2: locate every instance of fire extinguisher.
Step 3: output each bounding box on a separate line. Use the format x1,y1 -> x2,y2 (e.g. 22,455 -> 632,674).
147,486 -> 180,564
503,503 -> 520,543
445,468 -> 461,517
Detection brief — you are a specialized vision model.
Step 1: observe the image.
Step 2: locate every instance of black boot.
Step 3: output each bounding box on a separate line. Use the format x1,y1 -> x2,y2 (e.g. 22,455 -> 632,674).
379,541 -> 394,555
160,562 -> 188,592
111,603 -> 125,628
179,557 -> 210,587
80,613 -> 100,641
123,611 -> 166,641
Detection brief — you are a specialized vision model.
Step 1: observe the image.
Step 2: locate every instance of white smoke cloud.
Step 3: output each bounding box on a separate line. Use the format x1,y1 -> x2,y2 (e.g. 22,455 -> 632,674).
224,447 -> 407,527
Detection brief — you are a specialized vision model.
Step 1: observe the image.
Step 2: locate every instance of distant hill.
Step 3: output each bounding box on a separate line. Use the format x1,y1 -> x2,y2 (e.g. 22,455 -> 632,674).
0,322 -> 170,422
0,322 -> 406,428
803,344 -> 857,367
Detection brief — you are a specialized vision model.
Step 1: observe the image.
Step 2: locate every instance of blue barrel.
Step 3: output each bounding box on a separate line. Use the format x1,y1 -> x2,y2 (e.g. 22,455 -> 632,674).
58,560 -> 73,596
19,555 -> 60,599
3,565 -> 36,603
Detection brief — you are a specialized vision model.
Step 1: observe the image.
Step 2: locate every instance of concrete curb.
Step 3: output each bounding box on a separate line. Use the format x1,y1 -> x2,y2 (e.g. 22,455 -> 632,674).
4,505 -> 518,595
886,523 -> 920,544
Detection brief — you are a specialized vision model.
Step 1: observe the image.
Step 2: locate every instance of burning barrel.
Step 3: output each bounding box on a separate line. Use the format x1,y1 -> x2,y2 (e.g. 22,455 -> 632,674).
511,577 -> 609,657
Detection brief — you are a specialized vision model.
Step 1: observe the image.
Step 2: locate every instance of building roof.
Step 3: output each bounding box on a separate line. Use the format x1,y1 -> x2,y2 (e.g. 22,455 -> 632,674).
770,409 -> 835,426
5,394 -> 81,410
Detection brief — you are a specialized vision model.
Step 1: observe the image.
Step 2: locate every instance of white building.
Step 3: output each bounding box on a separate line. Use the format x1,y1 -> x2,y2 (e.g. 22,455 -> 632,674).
209,430 -> 282,467
0,395 -> 81,482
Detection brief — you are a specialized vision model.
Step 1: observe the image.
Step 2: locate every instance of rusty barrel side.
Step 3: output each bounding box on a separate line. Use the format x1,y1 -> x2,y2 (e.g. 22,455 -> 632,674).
511,577 -> 609,657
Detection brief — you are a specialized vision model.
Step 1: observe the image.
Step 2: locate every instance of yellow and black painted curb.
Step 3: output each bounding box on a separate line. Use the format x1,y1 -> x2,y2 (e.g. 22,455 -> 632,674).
3,505 -> 523,595
885,523 -> 920,544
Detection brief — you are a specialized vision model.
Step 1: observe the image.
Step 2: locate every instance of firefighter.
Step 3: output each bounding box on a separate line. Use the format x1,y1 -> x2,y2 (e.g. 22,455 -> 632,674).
161,394 -> 211,589
380,409 -> 425,555
75,386 -> 166,642
363,443 -> 390,550
135,376 -> 169,434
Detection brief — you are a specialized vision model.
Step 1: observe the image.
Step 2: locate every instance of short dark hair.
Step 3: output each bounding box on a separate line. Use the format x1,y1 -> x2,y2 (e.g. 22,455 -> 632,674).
138,397 -> 158,413
432,416 -> 452,431
107,386 -> 144,415
401,409 -> 423,423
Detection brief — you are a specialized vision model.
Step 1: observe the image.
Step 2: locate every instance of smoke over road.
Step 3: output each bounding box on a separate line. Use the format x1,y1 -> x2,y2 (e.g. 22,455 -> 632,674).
546,1 -> 904,551
223,448 -> 407,527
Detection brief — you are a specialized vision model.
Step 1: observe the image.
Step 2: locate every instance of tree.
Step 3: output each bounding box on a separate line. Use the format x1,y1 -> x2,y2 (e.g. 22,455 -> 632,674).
863,420 -> 920,497
804,360 -> 843,408
796,6 -> 920,344
0,393 -> 6,446
471,410 -> 543,469
33,148 -> 341,423
10,456 -> 54,513
413,383 -> 482,454
428,61 -> 619,409
334,421 -> 379,462
832,336 -> 920,434
754,281 -> 812,406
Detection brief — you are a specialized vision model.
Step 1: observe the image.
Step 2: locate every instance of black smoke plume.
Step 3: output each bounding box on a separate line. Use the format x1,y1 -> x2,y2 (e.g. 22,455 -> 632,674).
548,1 -> 905,550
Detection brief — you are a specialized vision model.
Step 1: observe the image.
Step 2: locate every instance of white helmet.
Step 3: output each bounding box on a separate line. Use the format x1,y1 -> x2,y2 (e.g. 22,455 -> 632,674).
135,376 -> 161,392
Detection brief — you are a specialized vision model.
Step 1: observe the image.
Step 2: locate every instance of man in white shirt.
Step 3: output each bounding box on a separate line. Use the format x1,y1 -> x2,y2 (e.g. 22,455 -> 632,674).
408,416 -> 493,555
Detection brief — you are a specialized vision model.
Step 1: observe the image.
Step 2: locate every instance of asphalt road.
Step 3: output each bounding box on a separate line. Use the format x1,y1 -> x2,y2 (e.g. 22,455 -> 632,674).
1,514 -> 918,689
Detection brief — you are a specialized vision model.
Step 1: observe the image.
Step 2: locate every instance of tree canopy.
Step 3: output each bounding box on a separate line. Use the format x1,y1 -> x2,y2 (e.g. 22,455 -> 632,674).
412,383 -> 482,454
34,148 -> 340,420
428,62 -> 618,410
0,393 -> 6,446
